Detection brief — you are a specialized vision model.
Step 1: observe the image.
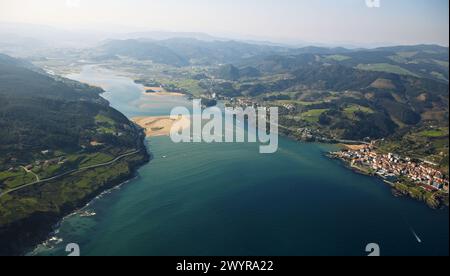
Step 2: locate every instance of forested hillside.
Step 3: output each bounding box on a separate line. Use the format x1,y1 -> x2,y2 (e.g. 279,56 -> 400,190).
0,54 -> 142,170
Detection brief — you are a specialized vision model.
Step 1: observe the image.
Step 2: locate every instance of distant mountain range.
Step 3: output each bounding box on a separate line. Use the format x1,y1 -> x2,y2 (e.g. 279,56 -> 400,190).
95,38 -> 294,66
93,38 -> 449,82
2,22 -> 447,57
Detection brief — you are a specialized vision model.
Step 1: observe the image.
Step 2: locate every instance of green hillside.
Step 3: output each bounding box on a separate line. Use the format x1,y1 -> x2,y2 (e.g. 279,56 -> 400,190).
0,54 -> 149,255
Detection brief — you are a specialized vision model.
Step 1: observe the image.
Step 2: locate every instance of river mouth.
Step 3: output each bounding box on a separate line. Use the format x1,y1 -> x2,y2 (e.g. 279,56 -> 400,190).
32,65 -> 449,256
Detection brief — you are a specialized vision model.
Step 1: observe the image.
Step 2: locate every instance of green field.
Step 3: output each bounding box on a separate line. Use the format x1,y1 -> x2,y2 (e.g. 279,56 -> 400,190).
356,63 -> 419,77
300,109 -> 329,123
79,152 -> 114,167
27,152 -> 115,180
418,127 -> 449,138
95,114 -> 116,134
161,78 -> 205,97
95,114 -> 115,125
275,97 -> 337,107
344,105 -> 374,119
0,169 -> 36,190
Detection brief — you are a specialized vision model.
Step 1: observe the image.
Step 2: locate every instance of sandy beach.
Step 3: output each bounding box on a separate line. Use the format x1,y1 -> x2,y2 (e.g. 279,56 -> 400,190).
143,86 -> 185,97
132,116 -> 191,137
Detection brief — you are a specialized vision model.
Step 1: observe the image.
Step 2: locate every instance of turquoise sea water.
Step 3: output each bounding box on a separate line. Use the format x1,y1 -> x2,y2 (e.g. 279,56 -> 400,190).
32,66 -> 448,256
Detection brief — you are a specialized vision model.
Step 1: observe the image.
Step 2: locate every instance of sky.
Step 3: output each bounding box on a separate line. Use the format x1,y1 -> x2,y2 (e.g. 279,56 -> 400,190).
0,0 -> 448,46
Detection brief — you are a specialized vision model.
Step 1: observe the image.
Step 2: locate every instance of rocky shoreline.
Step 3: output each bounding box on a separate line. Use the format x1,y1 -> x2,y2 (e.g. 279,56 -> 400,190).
0,133 -> 151,256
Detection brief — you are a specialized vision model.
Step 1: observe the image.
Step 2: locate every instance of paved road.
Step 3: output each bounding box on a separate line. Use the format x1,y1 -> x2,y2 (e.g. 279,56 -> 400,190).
0,150 -> 141,198
21,166 -> 40,182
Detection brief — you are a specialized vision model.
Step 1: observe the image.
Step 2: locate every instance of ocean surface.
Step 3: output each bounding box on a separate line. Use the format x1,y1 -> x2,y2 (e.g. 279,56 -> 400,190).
32,65 -> 448,256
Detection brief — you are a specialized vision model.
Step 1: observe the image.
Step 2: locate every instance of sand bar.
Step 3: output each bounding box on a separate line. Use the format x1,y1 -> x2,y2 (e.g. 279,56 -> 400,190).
143,86 -> 185,97
132,116 -> 191,137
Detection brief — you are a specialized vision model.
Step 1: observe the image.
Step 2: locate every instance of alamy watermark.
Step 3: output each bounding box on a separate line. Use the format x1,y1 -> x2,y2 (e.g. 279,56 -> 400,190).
365,0 -> 381,8
169,100 -> 279,154
365,243 -> 380,256
66,243 -> 80,256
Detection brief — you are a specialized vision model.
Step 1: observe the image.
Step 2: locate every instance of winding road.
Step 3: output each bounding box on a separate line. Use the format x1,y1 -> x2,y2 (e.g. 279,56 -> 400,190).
21,166 -> 40,182
0,150 -> 141,198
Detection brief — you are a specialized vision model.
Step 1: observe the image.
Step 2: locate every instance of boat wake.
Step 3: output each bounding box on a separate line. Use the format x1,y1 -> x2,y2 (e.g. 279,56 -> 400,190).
401,215 -> 423,244
410,228 -> 422,243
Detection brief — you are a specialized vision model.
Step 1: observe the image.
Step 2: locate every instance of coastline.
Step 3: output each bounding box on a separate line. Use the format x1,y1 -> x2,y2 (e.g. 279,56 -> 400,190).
27,174 -> 140,256
328,153 -> 449,209
0,129 -> 151,256
280,122 -> 449,210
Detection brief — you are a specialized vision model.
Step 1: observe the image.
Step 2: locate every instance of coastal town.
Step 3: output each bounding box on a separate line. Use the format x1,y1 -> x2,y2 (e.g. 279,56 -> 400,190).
331,143 -> 449,194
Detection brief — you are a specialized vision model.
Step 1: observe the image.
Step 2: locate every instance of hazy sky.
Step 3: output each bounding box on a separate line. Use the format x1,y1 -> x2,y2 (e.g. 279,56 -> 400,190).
0,0 -> 448,46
